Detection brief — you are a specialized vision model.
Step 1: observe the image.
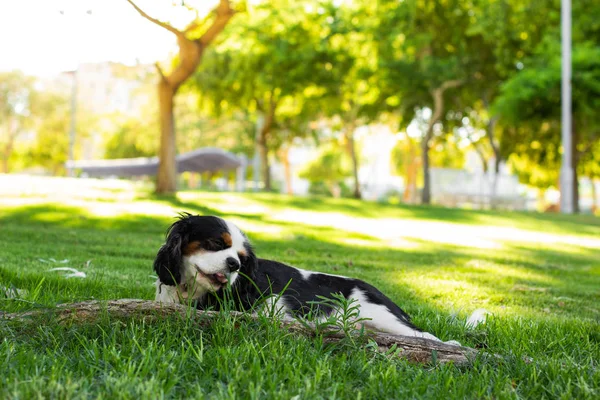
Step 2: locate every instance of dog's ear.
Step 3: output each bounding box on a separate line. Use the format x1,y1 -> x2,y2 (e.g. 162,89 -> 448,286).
153,232 -> 184,286
240,242 -> 258,278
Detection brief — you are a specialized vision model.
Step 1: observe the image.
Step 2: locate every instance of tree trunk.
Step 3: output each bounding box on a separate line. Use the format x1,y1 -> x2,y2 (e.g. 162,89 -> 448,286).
537,188 -> 547,211
421,130 -> 433,204
481,93 -> 501,209
472,144 -> 488,174
257,100 -> 276,192
258,128 -> 271,191
328,182 -> 342,198
345,128 -> 361,199
402,133 -> 419,204
421,80 -> 462,205
279,147 -> 293,195
487,118 -> 500,209
0,299 -> 479,366
125,0 -> 235,195
156,82 -> 177,194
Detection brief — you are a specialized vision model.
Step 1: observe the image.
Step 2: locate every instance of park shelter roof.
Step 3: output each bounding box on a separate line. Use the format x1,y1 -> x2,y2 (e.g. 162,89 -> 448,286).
65,147 -> 242,177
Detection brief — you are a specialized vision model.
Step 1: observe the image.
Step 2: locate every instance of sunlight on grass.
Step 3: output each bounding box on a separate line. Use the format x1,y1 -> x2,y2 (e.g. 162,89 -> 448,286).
177,191 -> 273,215
2,176 -> 600,399
85,200 -> 176,218
270,209 -> 600,250
402,275 -> 496,308
272,209 -> 501,249
339,237 -> 421,249
227,217 -> 286,236
463,259 -> 557,284
0,174 -> 148,202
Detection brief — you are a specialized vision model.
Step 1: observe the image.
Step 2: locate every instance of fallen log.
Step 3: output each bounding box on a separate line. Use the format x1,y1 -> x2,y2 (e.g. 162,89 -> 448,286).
0,299 -> 479,366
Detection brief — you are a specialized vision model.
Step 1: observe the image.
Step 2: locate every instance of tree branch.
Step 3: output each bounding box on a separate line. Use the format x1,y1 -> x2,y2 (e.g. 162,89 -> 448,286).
438,79 -> 464,92
124,0 -> 185,38
428,80 -> 463,128
197,0 -> 236,47
184,21 -> 200,34
482,95 -> 502,171
154,62 -> 167,83
0,299 -> 479,366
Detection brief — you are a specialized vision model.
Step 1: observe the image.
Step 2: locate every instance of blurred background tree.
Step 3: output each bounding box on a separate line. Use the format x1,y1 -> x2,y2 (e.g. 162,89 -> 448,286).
1,0 -> 598,213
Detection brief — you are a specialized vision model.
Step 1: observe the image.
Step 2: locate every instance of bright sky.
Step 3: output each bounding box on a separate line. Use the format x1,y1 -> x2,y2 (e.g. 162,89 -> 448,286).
0,0 -> 219,77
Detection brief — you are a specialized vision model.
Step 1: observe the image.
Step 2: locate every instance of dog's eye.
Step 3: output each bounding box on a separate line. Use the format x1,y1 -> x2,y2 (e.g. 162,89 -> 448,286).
203,239 -> 225,252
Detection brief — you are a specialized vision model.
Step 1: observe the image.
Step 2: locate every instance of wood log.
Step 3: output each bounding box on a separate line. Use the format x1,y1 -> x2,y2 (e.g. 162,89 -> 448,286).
0,299 -> 479,366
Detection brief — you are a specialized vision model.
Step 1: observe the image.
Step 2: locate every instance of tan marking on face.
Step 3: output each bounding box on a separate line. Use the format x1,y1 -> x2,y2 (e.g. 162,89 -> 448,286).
238,249 -> 247,257
222,232 -> 233,247
183,241 -> 202,256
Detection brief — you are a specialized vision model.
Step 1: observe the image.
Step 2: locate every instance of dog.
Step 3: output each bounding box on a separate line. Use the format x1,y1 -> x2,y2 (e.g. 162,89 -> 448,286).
153,213 -> 458,344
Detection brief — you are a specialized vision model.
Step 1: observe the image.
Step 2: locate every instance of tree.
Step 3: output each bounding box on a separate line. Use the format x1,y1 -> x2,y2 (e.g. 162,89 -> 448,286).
0,71 -> 35,173
462,0 -> 565,207
103,116 -> 158,159
493,43 -> 600,212
299,143 -> 352,198
125,0 -> 237,194
194,0 -> 339,191
392,128 -> 466,202
26,91 -> 99,175
376,0 -> 475,204
315,0 -> 380,199
272,95 -> 321,195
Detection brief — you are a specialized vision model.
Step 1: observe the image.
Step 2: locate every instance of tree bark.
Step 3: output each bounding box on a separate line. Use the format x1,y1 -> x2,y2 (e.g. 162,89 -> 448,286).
125,0 -> 235,194
278,146 -> 293,195
156,81 -> 177,193
258,127 -> 271,191
345,128 -> 361,199
256,98 -> 277,191
421,80 -> 463,205
0,299 -> 479,366
402,133 -> 419,204
472,143 -> 489,174
483,96 -> 501,210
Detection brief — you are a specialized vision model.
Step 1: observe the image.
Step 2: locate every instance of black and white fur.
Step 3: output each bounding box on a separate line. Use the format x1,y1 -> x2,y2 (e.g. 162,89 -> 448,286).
154,213 -> 458,344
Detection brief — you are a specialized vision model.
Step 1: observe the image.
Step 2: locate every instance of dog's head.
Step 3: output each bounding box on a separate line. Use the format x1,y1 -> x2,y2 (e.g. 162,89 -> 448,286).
154,213 -> 257,295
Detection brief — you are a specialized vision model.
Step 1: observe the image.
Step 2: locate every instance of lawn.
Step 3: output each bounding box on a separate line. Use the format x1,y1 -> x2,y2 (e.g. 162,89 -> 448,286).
1,175 -> 599,399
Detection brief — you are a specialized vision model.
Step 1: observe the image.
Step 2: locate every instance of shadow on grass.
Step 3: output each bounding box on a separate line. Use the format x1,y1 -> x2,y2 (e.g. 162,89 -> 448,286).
2,201 -> 599,325
174,192 -> 600,238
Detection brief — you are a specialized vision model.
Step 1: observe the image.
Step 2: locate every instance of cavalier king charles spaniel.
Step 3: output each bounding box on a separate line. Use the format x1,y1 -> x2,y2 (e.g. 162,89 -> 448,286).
153,213 -> 458,344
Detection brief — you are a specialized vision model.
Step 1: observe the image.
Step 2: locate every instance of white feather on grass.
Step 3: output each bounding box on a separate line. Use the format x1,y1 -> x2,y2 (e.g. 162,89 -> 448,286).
465,308 -> 491,329
48,267 -> 87,278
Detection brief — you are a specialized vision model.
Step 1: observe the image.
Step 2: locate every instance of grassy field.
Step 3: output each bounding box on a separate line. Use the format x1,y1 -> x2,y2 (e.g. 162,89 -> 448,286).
1,175 -> 599,399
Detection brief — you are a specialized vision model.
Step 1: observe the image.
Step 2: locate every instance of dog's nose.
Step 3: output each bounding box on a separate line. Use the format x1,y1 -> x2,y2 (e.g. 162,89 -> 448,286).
225,257 -> 240,272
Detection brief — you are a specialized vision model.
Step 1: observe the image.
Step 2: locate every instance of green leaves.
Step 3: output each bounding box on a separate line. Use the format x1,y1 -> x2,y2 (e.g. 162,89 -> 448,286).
299,143 -> 352,184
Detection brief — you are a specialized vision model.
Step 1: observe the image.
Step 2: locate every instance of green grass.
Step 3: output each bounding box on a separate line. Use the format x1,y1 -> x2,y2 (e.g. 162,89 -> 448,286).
1,176 -> 599,399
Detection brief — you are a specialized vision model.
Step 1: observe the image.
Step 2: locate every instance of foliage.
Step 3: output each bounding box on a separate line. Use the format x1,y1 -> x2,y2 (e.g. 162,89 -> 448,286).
3,0 -> 600,203
103,116 -> 158,159
494,44 -> 600,188
392,134 -> 466,179
299,144 -> 352,184
0,71 -> 36,172
192,0 -> 345,189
